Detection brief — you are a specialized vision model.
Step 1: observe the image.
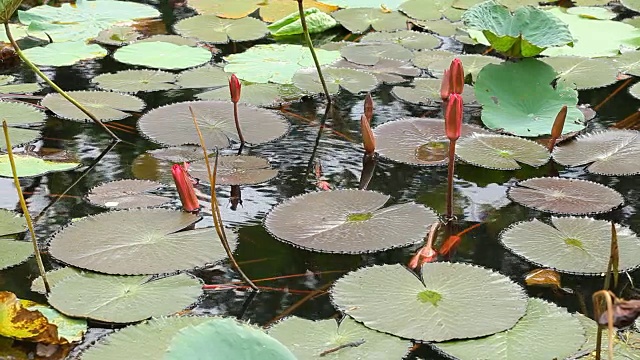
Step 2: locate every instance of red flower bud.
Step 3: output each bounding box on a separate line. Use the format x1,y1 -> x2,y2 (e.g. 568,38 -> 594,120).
361,114 -> 375,155
229,74 -> 241,103
445,93 -> 463,142
448,58 -> 464,95
364,92 -> 374,121
171,163 -> 199,213
408,245 -> 437,269
440,69 -> 450,101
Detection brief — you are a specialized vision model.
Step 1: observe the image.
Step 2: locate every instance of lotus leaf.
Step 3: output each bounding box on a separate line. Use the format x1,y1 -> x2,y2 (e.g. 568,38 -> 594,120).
400,0 -> 464,20
176,65 -> 228,89
93,26 -> 141,46
41,91 -> 145,122
0,23 -> 27,43
474,59 -> 585,137
174,15 -> 268,44
0,209 -> 26,237
360,30 -> 440,51
189,155 -> 278,186
320,0 -> 405,9
0,101 -> 46,126
31,267 -> 82,294
392,78 -> 476,105
0,154 -> 80,178
0,240 -> 31,270
500,217 -> 640,274
567,6 -> 616,20
332,58 -> 419,85
268,8 -> 337,36
623,0 -> 640,13
136,34 -> 199,47
331,262 -> 527,342
131,146 -> 207,184
269,316 -> 412,360
264,189 -> 438,253
0,291 -> 58,343
541,56 -> 618,90
47,272 -> 203,323
611,51 -> 640,77
185,0 -> 337,22
293,67 -> 378,95
22,41 -> 107,67
92,70 -> 177,93
414,52 -> 502,81
114,42 -> 212,70
507,177 -> 624,215
0,0 -> 21,22
86,179 -> 169,209
197,83 -> 301,107
455,133 -> 550,170
340,43 -> 413,66
330,8 -> 408,34
434,298 -> 585,360
411,19 -> 460,36
0,128 -> 40,151
49,208 -> 235,275
0,83 -> 42,94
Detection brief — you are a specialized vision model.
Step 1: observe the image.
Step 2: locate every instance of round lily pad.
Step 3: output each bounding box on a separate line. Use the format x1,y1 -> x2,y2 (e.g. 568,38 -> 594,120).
293,67 -> 378,95
507,177 -> 624,215
332,58 -> 420,85
0,154 -> 80,178
340,43 -> 413,66
136,35 -> 199,47
22,41 -> 107,67
0,209 -> 26,237
455,133 -> 550,170
541,56 -> 618,90
264,189 -> 438,253
331,262 -> 528,342
47,272 -> 202,323
197,83 -> 301,107
0,240 -> 32,270
41,91 -> 145,122
31,267 -> 82,294
322,0 -> 405,9
330,8 -> 408,33
91,70 -> 177,93
414,53 -> 503,81
500,217 -> 640,274
434,298 -> 585,360
0,83 -> 42,94
131,146 -> 206,184
86,179 -> 169,209
137,100 -> 289,148
189,155 -> 278,186
552,129 -> 640,176
0,128 -> 41,151
360,30 -> 440,51
114,42 -> 212,70
269,316 -> 412,360
174,15 -> 268,44
49,208 -> 236,275
0,100 -> 46,126
94,26 -> 141,46
392,78 -> 476,105
411,19 -> 459,36
176,65 -> 229,89
373,118 -> 489,166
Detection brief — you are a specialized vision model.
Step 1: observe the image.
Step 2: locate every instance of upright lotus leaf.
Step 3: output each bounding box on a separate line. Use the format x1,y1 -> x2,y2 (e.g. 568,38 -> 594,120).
541,57 -> 618,90
197,83 -> 301,107
392,78 -> 476,105
21,41 -> 107,67
293,67 -> 378,95
164,318 -> 296,360
1,0 -> 21,22
0,154 -> 80,178
268,316 -> 412,359
332,58 -> 420,85
0,240 -> 32,270
0,209 -> 26,237
455,133 -> 550,170
224,44 -> 341,84
500,217 -> 640,274
399,0 -> 464,21
137,100 -> 289,147
474,59 -> 585,137
49,208 -> 235,275
47,272 -> 203,323
93,26 -> 141,46
31,267 -> 82,294
340,43 -> 413,66
26,303 -> 87,343
0,291 -> 58,343
434,298 -> 585,360
359,30 -> 441,51
331,263 -> 528,342
114,42 -> 212,70
552,130 -> 640,176
462,0 -> 573,57
86,179 -> 170,209
268,8 -> 337,36
185,0 -> 337,22
189,155 -> 278,186
176,65 -> 229,89
330,8 -> 408,34
264,189 -> 439,253
414,52 -> 502,81
507,177 -> 624,215
41,91 -> 145,121
92,70 -> 177,93
174,15 -> 268,44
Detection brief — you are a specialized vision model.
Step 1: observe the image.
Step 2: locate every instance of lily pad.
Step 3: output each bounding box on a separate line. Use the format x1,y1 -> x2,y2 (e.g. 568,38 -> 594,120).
0,154 -> 80,178
330,8 -> 408,34
474,59 -> 585,137
500,217 -> 640,274
176,65 -> 229,89
0,83 -> 42,94
0,128 -> 40,151
264,189 -> 438,253
0,101 -> 46,126
86,179 -> 169,209
185,0 -> 337,22
0,209 -> 26,237
93,26 -> 141,46
507,177 -> 624,215
0,240 -> 31,270
0,291 -> 59,343
41,91 -> 145,122
136,34 -> 199,47
456,133 -> 550,170
0,23 -> 28,43
137,100 -> 289,148
332,58 -> 420,85
293,67 -> 378,95
174,15 -> 268,44
392,78 -> 476,105
131,146 -> 207,184
188,155 -> 278,186
541,57 -> 618,90
360,30 -> 440,51
197,83 -> 300,107
411,19 -> 460,37
31,267 -> 82,294
434,298 -> 585,360
414,52 -> 502,81
22,41 -> 107,67
49,208 -> 236,275
113,42 -> 212,70
340,43 -> 413,66
269,316 -> 412,360
373,118 -> 489,166
91,70 -> 177,93
399,0 -> 464,21
320,0 -> 405,9
552,130 -> 640,176
331,262 -> 527,342
47,272 -> 202,323
567,6 -> 616,20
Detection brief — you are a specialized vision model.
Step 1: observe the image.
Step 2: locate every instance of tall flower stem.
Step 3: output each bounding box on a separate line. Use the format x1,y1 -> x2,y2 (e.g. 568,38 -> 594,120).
233,102 -> 245,146
296,0 -> 331,105
446,139 -> 456,220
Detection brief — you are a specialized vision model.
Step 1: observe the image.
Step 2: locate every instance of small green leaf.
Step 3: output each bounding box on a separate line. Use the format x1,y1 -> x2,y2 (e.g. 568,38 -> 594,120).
0,154 -> 80,178
347,212 -> 373,222
1,0 -> 23,23
268,7 -> 337,36
114,42 -> 211,70
22,41 -> 107,67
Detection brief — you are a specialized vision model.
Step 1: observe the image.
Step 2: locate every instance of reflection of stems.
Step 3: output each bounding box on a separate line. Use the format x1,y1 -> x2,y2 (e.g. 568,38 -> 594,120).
304,105 -> 331,186
233,102 -> 245,146
189,107 -> 258,291
296,0 -> 331,105
3,22 -> 120,142
359,154 -> 376,190
2,121 -> 50,294
445,140 -> 456,220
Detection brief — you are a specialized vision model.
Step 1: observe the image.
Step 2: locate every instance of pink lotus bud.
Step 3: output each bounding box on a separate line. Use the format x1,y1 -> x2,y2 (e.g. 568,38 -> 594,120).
361,114 -> 375,155
171,163 -> 199,213
229,74 -> 241,103
364,92 -> 374,121
440,69 -> 450,101
445,93 -> 463,142
448,58 -> 464,95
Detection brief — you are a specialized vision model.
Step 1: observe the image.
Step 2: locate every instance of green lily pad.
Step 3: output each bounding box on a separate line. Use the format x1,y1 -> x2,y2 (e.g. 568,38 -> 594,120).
0,101 -> 46,126
330,8 -> 408,34
360,30 -> 440,51
474,59 -> 585,137
507,177 -> 624,215
131,146 -> 207,184
340,43 -> 413,66
26,303 -> 87,343
610,51 -> 640,77
47,272 -> 202,323
93,26 -> 141,46
0,23 -> 28,43
320,0 -> 405,9
269,316 -> 412,360
176,65 -> 229,89
0,128 -> 40,151
114,42 -> 212,70
500,217 -> 640,274
31,267 -> 82,294
456,133 -> 550,170
86,179 -> 169,209
0,154 -> 80,178
0,83 -> 42,94
174,15 -> 268,44
399,0 -> 464,20
1,0 -> 22,23
22,41 -> 107,67
0,240 -> 31,270
264,189 -> 438,253
136,34 -> 199,47
185,0 -> 337,22
0,209 -> 26,237
331,262 -> 527,342
541,57 -> 618,90
224,44 -> 341,84
197,83 -> 301,107
567,6 -> 616,20
92,70 -> 177,93
434,298 -> 585,360
411,19 -> 460,36
392,78 -> 476,105
188,155 -> 278,186
414,52 -> 502,81
268,7 -> 337,36
332,58 -> 419,85
49,208 -> 235,275
552,129 -> 640,176
41,90 -> 145,122
293,67 -> 378,95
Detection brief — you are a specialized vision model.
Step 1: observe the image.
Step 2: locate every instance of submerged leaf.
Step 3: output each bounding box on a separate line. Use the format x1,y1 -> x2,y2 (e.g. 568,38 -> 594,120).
174,15 -> 269,44
41,90 -> 145,122
92,70 -> 177,93
189,155 -> 278,186
455,133 -> 550,170
86,179 -> 169,209
0,154 -> 80,178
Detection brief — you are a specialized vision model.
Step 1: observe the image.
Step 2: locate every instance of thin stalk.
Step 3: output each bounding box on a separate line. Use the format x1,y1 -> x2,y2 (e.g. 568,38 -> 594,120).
3,22 -> 120,142
296,0 -> 331,105
445,139 -> 456,220
594,78 -> 632,111
2,121 -> 50,294
232,102 -> 245,146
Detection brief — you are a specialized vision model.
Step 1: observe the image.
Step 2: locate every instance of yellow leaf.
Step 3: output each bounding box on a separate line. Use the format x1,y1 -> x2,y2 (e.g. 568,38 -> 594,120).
0,291 -> 58,343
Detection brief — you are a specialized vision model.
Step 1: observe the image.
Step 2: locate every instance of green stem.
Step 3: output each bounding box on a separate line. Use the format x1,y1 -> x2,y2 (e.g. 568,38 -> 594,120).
3,22 -> 120,142
2,121 -> 50,294
296,0 -> 331,106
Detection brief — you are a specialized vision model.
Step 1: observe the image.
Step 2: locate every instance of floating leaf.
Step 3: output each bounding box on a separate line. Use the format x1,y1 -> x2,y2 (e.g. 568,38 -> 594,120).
136,34 -> 199,46
86,179 -> 169,209
474,59 -> 585,137
21,41 -> 107,67
399,0 -> 464,20
0,291 -> 58,342
91,70 -> 177,93
0,128 -> 40,151
114,42 -> 212,70
524,269 -> 562,289
541,57 -> 618,90
360,30 -> 440,51
567,6 -> 616,20
189,155 -> 278,186
0,83 -> 42,94
268,7 -> 337,36
47,272 -> 202,323
0,101 -> 46,126
197,83 -> 300,107
330,8 -> 408,34
26,303 -> 87,343
0,23 -> 28,43
176,65 -> 228,89
0,240 -> 31,270
622,0 -> 640,15
320,0 -> 405,9
411,19 -> 460,36
0,154 -> 80,178
269,316 -> 412,360
0,209 -> 26,237
293,67 -> 378,95
185,0 -> 337,22
93,26 -> 141,46
174,15 -> 268,44
138,100 -> 289,147
414,52 -> 502,81
264,189 -> 438,253
332,58 -> 420,85
552,130 -> 640,176
41,91 -> 145,122
507,177 -> 624,215
131,146 -> 207,184
31,267 -> 82,294
500,217 -> 640,274
340,43 -> 413,66
331,263 -> 527,342
455,133 -> 550,170
49,208 -> 235,275
392,78 -> 476,105
434,298 -> 585,360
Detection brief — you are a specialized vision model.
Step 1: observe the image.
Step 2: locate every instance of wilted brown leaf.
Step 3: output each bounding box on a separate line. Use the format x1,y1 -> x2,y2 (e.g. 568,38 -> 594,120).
0,291 -> 59,344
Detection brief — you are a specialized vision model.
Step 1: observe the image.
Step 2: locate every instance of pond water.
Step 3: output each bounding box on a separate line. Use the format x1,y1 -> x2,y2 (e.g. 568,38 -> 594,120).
2,1 -> 640,359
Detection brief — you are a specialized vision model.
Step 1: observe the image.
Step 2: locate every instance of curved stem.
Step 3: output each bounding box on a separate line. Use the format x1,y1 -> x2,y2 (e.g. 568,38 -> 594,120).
296,0 -> 331,105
